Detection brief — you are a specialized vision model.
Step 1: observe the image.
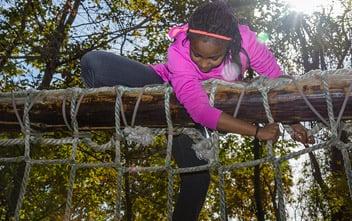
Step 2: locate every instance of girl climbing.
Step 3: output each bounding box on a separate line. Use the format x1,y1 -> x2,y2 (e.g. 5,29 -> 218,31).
81,1 -> 313,220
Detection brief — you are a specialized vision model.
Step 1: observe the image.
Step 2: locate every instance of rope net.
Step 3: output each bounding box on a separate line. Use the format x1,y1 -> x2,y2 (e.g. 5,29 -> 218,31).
0,69 -> 352,220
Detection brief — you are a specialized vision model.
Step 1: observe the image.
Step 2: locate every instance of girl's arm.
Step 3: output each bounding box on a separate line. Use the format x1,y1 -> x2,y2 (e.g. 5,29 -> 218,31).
217,112 -> 280,141
240,27 -> 314,143
167,46 -> 280,142
240,25 -> 282,78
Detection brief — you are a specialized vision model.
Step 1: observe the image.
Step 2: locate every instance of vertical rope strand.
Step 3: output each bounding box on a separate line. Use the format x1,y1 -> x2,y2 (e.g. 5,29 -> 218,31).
209,82 -> 227,221
340,147 -> 352,200
164,86 -> 174,221
260,89 -> 286,221
215,133 -> 227,221
322,73 -> 352,200
321,72 -> 337,133
14,93 -> 33,221
64,90 -> 80,221
114,86 -> 124,220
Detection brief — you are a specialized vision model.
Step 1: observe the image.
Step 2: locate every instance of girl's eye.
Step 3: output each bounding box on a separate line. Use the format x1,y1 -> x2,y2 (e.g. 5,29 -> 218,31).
193,53 -> 201,58
211,56 -> 223,61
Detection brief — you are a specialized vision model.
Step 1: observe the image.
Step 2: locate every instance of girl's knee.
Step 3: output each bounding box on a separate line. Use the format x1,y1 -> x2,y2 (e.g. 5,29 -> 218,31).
81,51 -> 99,70
80,51 -> 97,87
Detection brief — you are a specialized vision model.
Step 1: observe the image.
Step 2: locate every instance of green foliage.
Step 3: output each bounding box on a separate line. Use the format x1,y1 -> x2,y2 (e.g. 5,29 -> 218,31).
1,0 -> 352,220
199,135 -> 295,220
1,0 -> 202,90
295,126 -> 352,220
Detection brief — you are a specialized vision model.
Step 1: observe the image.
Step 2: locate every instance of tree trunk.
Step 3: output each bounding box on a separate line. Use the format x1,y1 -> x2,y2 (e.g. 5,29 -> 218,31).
37,0 -> 81,90
253,138 -> 265,221
124,156 -> 133,221
307,150 -> 329,219
330,130 -> 350,220
6,162 -> 26,220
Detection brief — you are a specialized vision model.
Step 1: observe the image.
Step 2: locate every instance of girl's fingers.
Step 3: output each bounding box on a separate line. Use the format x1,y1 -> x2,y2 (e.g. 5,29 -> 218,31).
294,131 -> 315,144
273,126 -> 280,142
308,135 -> 315,144
293,131 -> 302,142
289,124 -> 316,144
299,132 -> 307,143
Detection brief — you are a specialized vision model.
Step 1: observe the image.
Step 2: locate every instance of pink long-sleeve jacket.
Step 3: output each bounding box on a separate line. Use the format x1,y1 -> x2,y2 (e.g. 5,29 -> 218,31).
151,24 -> 282,129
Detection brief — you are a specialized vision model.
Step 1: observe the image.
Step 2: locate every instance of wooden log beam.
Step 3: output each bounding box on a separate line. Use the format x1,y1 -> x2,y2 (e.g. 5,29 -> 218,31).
0,70 -> 351,132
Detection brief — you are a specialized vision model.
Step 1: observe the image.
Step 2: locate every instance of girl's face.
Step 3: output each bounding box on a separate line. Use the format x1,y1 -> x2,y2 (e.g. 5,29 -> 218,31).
190,38 -> 228,73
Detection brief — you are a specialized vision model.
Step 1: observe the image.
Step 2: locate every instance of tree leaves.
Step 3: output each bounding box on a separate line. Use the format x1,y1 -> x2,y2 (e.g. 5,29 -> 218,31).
1,0 -> 351,220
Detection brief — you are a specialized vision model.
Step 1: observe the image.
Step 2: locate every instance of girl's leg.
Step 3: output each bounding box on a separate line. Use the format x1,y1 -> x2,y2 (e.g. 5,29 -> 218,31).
80,51 -> 210,220
172,135 -> 210,221
80,51 -> 164,87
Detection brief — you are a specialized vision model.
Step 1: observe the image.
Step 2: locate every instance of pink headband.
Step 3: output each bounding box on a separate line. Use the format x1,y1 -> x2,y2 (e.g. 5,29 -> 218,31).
188,29 -> 232,41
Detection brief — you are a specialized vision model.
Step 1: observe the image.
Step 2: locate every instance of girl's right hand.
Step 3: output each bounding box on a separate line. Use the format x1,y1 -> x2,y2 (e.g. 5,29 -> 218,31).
257,123 -> 280,142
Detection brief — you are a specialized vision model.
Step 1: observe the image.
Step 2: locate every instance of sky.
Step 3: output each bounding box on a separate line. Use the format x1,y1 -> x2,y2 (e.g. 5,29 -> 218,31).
285,0 -> 342,14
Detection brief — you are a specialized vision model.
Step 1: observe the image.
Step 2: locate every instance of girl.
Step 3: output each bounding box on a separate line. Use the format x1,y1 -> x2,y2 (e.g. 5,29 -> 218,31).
81,1 -> 313,220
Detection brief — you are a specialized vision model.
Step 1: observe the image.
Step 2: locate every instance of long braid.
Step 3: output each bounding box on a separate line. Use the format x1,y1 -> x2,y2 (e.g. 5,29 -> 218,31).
188,1 -> 243,69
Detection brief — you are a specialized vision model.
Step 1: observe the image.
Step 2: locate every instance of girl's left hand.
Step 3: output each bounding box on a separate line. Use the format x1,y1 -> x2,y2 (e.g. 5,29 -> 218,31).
289,123 -> 315,144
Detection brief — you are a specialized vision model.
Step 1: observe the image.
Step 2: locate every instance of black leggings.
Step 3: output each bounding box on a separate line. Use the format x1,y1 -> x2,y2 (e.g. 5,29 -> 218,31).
81,51 -> 210,221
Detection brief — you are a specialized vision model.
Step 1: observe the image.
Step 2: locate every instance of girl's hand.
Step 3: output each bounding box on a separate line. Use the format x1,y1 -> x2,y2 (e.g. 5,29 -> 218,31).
290,123 -> 315,144
257,123 -> 280,142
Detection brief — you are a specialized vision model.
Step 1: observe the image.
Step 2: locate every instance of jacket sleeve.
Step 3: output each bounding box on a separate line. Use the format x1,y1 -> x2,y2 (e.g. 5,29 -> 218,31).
242,26 -> 283,78
167,47 -> 222,129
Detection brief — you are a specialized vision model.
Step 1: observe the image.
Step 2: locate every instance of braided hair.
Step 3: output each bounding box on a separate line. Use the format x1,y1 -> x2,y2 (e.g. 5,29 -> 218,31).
188,1 -> 242,69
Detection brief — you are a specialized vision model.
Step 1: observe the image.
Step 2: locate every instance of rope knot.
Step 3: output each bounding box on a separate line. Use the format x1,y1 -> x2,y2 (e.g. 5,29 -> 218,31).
332,140 -> 351,151
123,126 -> 154,147
192,137 -> 215,163
210,159 -> 221,171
